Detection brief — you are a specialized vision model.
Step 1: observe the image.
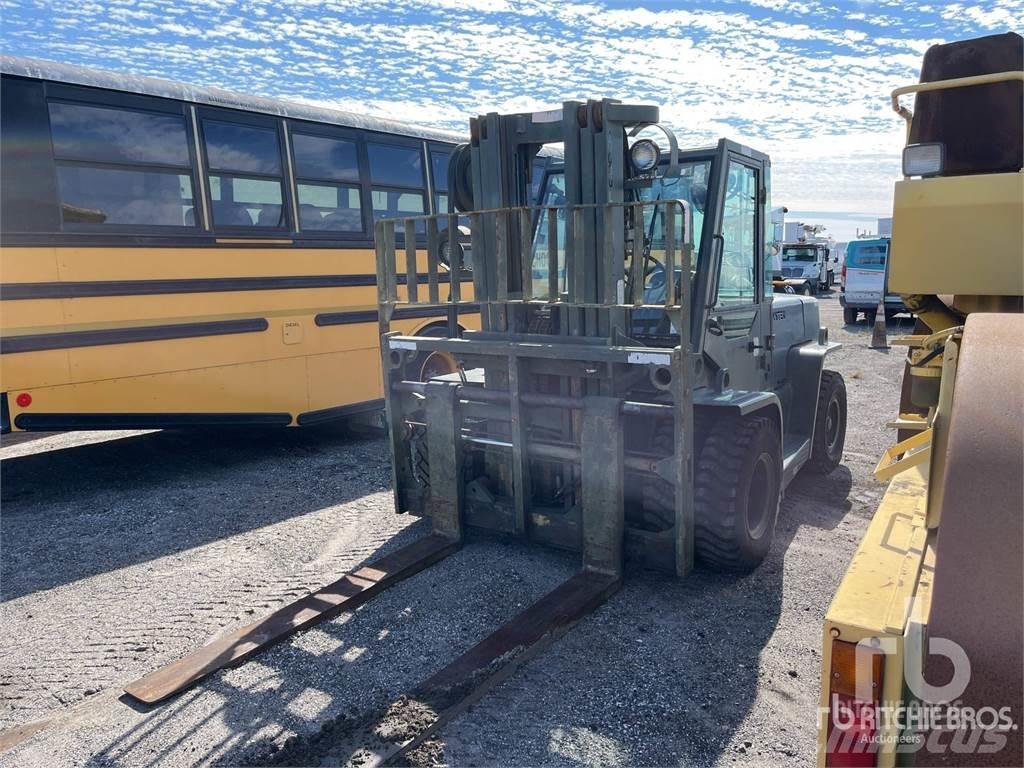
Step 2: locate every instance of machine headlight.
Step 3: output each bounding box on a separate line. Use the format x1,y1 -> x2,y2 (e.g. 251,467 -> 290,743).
902,143 -> 944,177
630,139 -> 661,173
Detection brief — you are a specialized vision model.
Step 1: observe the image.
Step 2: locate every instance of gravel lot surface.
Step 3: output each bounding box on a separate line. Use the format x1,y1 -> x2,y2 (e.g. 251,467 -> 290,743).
0,294 -> 912,767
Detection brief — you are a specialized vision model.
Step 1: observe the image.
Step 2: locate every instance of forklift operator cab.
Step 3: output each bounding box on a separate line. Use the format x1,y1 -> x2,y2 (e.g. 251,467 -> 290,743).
533,143 -> 821,401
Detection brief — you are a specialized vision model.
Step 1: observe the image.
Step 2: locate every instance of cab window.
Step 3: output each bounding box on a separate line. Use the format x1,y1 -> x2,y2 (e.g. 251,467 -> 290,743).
716,161 -> 758,306
530,172 -> 566,299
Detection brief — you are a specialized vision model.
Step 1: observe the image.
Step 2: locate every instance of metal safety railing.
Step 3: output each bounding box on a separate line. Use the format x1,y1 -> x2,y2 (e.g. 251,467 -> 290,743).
890,70 -> 1024,142
375,199 -> 694,324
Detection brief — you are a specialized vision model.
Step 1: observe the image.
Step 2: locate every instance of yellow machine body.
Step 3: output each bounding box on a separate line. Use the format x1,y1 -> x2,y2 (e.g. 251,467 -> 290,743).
890,172 -> 1024,297
819,33 -> 1024,767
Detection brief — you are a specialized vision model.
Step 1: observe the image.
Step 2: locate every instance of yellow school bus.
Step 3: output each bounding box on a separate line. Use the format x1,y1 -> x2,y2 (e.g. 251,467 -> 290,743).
0,56 -> 504,432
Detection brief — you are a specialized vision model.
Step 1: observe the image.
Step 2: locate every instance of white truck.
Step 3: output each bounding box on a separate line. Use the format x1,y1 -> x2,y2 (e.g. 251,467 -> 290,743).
774,241 -> 837,295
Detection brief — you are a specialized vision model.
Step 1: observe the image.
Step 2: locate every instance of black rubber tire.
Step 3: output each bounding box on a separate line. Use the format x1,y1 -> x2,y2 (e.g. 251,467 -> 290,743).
807,370 -> 847,475
865,309 -> 877,325
408,325 -> 458,382
800,283 -> 813,296
412,424 -> 430,478
694,415 -> 782,573
447,144 -> 474,213
843,307 -> 857,325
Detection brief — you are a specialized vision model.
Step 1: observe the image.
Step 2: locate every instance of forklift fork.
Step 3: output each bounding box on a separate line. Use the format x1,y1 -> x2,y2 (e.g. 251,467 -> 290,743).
124,394 -> 626,715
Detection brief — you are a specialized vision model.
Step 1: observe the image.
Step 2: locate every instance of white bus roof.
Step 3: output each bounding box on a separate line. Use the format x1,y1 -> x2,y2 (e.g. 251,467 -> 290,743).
1,54 -> 466,145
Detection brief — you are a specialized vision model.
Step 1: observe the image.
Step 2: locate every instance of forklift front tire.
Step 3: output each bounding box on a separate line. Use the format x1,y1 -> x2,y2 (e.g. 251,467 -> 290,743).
694,415 -> 782,573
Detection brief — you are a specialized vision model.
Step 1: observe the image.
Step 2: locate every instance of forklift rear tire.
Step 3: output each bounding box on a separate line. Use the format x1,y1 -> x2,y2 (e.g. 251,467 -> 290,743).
807,370 -> 847,475
694,414 -> 781,573
843,307 -> 857,325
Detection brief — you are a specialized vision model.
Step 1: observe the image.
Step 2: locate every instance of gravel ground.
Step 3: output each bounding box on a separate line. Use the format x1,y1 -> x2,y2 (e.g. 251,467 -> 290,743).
0,293 -> 912,767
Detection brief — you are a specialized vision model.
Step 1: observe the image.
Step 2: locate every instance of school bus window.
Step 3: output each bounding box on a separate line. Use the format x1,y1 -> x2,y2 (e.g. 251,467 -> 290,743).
431,151 -> 450,192
297,183 -> 362,231
291,132 -> 362,232
371,189 -> 424,224
292,133 -> 359,182
203,119 -> 285,228
430,149 -> 455,226
57,166 -> 195,226
49,102 -> 191,165
47,101 -> 196,227
368,143 -> 425,233
367,143 -> 424,187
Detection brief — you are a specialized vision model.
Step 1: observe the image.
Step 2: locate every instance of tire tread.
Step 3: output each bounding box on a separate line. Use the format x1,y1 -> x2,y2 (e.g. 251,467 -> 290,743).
694,415 -> 780,572
807,370 -> 846,475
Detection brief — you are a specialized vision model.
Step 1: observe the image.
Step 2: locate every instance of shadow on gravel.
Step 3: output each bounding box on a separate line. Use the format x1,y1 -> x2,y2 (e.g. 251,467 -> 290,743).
0,424 -> 390,601
83,535 -> 575,768
841,313 -> 916,334
482,468 -> 856,768
105,468 -> 854,768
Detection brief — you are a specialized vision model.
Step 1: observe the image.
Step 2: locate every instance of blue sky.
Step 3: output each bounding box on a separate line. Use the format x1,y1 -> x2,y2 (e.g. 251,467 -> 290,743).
3,0 -> 1022,239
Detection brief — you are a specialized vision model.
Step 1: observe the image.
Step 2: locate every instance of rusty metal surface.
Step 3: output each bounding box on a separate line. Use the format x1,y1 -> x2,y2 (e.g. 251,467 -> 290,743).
925,313 -> 1023,765
123,534 -> 460,704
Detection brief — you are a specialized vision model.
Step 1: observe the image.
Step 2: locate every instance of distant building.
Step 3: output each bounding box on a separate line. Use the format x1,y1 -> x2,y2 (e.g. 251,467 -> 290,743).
877,217 -> 893,236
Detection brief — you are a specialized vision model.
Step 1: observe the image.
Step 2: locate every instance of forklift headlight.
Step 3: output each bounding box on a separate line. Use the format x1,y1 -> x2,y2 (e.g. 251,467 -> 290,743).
902,143 -> 944,177
630,139 -> 661,173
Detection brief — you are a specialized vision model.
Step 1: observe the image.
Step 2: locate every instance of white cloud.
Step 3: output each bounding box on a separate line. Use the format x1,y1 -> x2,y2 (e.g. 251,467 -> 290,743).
4,0 -> 1018,216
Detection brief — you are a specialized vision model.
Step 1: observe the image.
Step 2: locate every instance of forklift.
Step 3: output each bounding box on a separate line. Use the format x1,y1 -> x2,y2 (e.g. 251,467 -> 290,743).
127,98 -> 848,763
380,99 -> 847,577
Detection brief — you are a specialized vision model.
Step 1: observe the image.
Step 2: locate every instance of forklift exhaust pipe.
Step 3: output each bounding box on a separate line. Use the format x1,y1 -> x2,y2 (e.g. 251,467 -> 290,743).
869,298 -> 889,349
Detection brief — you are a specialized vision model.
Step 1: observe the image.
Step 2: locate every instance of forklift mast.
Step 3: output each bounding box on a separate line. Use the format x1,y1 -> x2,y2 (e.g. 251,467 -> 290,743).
466,100 -> 669,341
